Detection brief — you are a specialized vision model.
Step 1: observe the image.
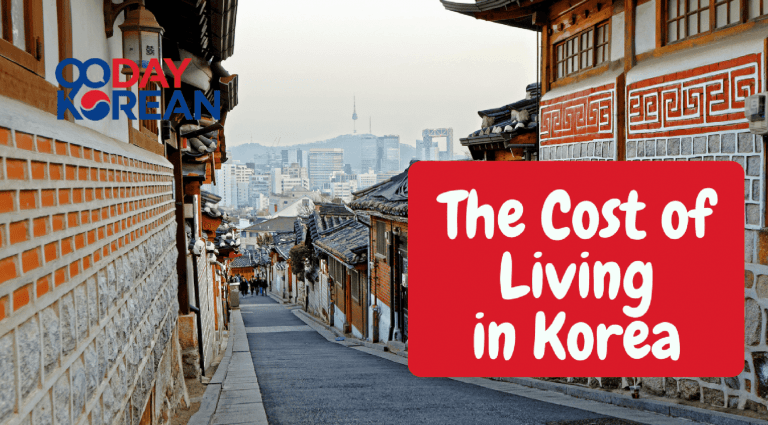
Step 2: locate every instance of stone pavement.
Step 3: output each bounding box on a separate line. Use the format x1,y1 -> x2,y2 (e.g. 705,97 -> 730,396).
188,308 -> 268,425
191,292 -> 768,425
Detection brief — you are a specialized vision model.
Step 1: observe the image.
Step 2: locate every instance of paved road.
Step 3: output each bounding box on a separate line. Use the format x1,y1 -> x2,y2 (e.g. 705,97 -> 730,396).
239,294 -> 630,425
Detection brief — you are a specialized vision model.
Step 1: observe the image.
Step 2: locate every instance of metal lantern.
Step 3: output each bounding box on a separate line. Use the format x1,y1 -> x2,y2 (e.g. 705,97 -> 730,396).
118,5 -> 164,75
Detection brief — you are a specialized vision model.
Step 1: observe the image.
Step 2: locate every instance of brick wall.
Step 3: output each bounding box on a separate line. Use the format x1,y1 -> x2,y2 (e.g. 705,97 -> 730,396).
0,123 -> 186,425
369,216 -> 408,342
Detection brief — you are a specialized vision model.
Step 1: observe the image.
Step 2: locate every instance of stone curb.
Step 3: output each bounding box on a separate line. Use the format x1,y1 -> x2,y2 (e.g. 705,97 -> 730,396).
188,311 -> 268,425
494,378 -> 768,425
188,330 -> 234,425
292,309 -> 389,353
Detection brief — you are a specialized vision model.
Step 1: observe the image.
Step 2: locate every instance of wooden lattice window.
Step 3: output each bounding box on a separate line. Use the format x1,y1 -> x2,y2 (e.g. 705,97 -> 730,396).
555,21 -> 610,80
330,258 -> 345,310
0,0 -> 44,75
666,0 -> 750,43
376,221 -> 387,256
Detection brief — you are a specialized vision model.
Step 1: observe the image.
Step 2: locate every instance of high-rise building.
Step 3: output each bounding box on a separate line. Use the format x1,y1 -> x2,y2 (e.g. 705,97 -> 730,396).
357,169 -> 377,190
378,135 -> 400,173
271,164 -> 310,194
281,149 -> 306,167
360,135 -> 378,172
207,162 -> 254,208
309,148 -> 344,189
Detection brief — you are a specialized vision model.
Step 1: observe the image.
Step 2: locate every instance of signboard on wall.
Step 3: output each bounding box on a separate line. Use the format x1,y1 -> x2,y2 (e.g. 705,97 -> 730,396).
409,161 -> 743,378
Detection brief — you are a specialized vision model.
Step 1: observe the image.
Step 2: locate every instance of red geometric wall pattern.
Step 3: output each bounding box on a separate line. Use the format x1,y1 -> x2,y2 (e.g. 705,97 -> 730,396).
627,54 -> 761,139
539,84 -> 615,145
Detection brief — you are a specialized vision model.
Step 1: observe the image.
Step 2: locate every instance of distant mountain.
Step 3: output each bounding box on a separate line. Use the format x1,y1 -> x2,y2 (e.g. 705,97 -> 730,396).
228,134 -> 419,171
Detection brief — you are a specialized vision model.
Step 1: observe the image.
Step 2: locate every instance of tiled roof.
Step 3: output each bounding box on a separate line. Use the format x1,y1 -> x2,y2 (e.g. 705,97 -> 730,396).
462,83 -> 541,144
307,210 -> 353,242
271,231 -> 295,259
349,168 -> 408,218
230,255 -> 253,268
202,190 -> 225,219
294,218 -> 307,245
313,220 -> 369,266
315,203 -> 351,216
244,217 -> 297,232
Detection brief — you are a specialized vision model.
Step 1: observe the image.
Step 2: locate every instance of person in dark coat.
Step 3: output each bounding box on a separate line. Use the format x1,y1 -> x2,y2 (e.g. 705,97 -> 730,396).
240,276 -> 249,297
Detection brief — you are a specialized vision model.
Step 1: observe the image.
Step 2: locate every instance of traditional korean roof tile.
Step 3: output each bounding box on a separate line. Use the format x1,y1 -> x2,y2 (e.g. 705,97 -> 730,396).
349,168 -> 408,218
462,83 -> 541,146
230,254 -> 253,268
271,231 -> 295,259
180,120 -> 221,159
294,218 -> 307,245
202,190 -> 225,218
313,220 -> 369,267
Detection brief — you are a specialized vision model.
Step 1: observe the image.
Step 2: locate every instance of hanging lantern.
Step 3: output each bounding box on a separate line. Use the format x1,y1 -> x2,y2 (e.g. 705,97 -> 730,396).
118,5 -> 164,75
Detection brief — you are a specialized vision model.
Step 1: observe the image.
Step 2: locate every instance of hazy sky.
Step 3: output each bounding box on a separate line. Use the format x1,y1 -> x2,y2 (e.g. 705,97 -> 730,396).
221,1 -> 537,150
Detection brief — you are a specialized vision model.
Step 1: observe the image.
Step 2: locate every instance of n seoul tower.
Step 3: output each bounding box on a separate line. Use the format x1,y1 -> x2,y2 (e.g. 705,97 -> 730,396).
352,96 -> 358,134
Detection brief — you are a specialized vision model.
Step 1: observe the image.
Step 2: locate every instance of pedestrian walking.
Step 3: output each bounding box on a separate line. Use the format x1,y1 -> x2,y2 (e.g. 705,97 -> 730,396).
238,276 -> 246,298
261,278 -> 267,296
250,278 -> 256,296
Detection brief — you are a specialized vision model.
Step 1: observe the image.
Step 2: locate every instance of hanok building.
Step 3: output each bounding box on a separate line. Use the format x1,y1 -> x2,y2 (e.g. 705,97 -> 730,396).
269,230 -> 296,301
290,203 -> 369,337
350,168 -> 409,344
443,0 -> 768,413
292,203 -> 356,322
462,83 -> 541,161
0,0 -> 237,424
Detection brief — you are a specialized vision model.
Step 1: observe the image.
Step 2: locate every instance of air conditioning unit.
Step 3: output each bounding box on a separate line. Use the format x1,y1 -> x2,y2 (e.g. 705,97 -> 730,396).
745,93 -> 768,135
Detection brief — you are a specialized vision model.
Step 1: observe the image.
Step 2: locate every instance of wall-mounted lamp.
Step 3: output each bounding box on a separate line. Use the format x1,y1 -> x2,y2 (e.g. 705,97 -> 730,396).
118,5 -> 164,74
104,1 -> 164,74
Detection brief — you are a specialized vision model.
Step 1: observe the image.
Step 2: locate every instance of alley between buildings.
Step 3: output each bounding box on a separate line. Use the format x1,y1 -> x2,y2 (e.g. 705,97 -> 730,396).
237,295 -> 692,425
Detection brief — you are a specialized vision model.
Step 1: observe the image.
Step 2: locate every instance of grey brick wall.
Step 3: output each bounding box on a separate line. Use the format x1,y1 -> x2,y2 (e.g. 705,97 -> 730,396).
540,140 -> 617,161
627,132 -> 764,230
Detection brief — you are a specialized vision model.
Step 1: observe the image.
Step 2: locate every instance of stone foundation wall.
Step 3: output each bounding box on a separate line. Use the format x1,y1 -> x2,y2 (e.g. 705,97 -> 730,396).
0,124 -> 187,425
535,131 -> 768,414
539,140 -> 617,161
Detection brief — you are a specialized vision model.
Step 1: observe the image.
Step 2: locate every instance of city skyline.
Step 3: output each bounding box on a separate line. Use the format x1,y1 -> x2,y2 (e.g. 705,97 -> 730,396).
220,0 -> 537,149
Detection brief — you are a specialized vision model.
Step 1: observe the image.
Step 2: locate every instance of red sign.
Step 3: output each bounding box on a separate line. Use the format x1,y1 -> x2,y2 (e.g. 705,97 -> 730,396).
409,161 -> 744,378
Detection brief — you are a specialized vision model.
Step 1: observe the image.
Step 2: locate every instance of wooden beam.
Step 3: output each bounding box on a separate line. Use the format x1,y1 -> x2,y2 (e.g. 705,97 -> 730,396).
542,27 -> 550,95
656,0 -> 664,48
475,4 -> 545,22
170,147 -> 191,316
615,73 -> 626,161
624,0 -> 636,73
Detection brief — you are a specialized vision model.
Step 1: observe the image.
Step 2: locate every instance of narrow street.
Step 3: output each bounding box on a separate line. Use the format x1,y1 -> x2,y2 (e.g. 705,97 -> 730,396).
239,295 -> 645,425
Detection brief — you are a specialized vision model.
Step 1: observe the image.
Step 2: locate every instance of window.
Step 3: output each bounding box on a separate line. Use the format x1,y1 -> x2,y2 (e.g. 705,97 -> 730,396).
555,22 -> 609,80
667,0 -> 750,43
0,0 -> 44,75
376,221 -> 387,256
329,258 -> 345,310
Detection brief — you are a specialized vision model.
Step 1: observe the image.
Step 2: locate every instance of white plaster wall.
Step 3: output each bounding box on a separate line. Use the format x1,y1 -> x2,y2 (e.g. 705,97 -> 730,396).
351,324 -> 363,340
610,12 -> 625,62
541,65 -> 623,101
333,307 -> 346,333
626,24 -> 766,85
635,0 -> 656,55
378,300 -> 391,343
42,0 -> 59,85
70,0 -> 130,143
